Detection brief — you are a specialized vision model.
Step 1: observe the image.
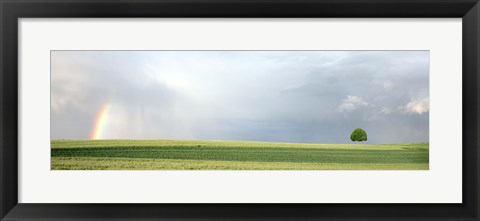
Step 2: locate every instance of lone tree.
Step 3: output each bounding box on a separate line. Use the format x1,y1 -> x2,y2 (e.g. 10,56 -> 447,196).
350,128 -> 368,142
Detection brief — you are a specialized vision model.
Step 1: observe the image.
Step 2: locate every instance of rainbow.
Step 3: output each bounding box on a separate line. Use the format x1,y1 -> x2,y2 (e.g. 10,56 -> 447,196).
90,102 -> 111,140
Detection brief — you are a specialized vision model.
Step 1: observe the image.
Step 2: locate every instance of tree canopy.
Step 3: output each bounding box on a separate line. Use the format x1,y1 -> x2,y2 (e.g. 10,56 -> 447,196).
350,128 -> 368,142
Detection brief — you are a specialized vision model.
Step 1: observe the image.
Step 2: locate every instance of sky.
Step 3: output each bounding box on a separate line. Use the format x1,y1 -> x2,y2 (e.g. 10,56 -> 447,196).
51,51 -> 429,144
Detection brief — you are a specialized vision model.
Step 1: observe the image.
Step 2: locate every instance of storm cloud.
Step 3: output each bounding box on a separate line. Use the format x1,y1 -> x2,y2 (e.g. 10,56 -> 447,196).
51,51 -> 429,144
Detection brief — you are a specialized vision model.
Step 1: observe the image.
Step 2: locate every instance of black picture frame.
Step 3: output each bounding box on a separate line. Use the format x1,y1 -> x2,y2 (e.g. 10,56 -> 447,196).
1,0 -> 479,220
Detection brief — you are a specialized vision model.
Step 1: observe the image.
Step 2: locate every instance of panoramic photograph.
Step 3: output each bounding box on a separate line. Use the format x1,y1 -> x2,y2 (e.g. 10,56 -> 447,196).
51,50 -> 429,170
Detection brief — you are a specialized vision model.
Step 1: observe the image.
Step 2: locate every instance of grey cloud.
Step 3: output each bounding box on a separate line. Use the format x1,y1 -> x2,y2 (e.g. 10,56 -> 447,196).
51,51 -> 429,144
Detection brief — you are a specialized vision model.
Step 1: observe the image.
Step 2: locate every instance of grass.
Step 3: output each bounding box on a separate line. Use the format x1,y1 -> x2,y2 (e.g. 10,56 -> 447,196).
51,140 -> 429,170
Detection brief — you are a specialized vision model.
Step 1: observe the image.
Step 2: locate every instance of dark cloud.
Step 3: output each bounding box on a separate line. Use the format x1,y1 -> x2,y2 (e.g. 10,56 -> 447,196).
51,51 -> 429,144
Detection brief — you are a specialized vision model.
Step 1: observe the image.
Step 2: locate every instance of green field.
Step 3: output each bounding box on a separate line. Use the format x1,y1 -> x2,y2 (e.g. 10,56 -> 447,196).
51,140 -> 429,170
